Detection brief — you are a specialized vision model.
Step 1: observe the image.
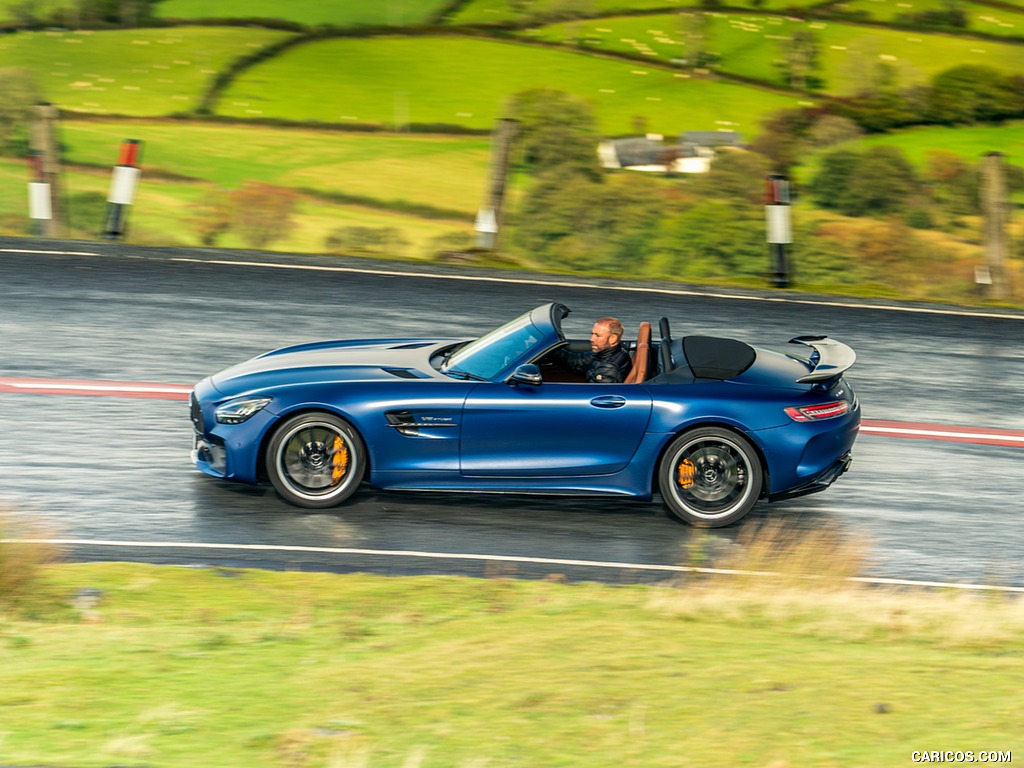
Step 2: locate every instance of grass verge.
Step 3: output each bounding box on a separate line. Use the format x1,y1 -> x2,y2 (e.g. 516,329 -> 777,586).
1,520 -> 1022,767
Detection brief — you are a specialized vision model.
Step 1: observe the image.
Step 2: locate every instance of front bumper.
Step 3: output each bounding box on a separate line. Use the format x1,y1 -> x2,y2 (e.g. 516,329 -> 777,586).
192,432 -> 228,477
189,383 -> 273,484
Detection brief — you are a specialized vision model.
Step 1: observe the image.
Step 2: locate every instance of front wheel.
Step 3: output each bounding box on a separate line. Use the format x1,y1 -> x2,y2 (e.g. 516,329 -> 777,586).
659,427 -> 763,527
266,412 -> 366,508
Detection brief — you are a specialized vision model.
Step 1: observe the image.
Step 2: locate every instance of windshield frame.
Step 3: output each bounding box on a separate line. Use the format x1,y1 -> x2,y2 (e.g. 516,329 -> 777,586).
442,309 -> 553,381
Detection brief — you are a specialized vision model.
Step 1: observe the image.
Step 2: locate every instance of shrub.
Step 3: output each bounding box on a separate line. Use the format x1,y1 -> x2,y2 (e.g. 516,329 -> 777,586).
0,509 -> 63,609
906,207 -> 935,230
810,146 -> 920,217
324,225 -> 408,256
228,181 -> 299,249
426,230 -> 475,259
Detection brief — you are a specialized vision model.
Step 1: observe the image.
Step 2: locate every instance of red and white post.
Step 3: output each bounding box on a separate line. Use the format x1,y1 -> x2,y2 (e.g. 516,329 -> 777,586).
103,139 -> 143,240
26,150 -> 51,235
765,173 -> 792,288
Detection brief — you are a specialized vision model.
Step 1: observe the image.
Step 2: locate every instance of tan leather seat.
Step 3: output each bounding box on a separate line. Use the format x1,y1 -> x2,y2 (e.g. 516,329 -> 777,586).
624,322 -> 651,384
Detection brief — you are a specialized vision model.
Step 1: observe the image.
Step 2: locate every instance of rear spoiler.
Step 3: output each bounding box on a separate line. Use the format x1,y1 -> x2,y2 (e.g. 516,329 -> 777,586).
789,336 -> 857,384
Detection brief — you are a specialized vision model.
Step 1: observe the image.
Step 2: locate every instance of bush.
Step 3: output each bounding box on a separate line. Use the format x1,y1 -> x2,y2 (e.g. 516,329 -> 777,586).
228,181 -> 299,249
324,225 -> 408,256
906,207 -> 935,230
426,231 -> 475,259
810,146 -> 920,217
0,509 -> 63,609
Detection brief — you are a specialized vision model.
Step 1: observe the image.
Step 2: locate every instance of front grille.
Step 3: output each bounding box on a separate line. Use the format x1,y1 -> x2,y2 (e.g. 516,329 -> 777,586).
189,392 -> 205,434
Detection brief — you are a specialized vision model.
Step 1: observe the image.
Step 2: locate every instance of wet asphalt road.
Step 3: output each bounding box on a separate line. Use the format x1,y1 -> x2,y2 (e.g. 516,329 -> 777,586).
1,238 -> 1023,586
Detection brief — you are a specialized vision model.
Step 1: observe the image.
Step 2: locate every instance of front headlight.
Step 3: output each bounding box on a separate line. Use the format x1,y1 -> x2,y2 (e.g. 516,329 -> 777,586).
215,396 -> 272,425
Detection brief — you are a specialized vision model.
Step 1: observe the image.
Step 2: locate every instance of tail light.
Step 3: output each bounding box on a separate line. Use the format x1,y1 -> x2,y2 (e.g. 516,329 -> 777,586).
785,400 -> 850,422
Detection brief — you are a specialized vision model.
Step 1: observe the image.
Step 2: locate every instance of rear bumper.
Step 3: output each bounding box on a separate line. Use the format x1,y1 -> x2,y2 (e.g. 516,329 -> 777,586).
768,451 -> 852,502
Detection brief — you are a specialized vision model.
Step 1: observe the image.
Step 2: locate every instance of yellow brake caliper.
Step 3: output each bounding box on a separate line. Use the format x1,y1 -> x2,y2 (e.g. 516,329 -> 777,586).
677,458 -> 695,489
331,435 -> 349,485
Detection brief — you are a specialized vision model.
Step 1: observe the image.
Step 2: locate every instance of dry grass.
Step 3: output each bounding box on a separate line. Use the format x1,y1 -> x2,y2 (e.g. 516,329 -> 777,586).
649,517 -> 1024,649
0,507 -> 64,609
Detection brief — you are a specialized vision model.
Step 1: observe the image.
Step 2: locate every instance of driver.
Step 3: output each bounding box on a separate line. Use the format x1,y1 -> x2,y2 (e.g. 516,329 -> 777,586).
557,317 -> 633,383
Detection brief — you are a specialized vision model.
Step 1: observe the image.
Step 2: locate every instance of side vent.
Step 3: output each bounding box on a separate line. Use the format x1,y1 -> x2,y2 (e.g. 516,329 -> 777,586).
385,410 -> 418,436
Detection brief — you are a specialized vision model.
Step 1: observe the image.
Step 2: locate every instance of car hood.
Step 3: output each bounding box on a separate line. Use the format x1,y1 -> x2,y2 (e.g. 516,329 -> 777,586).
208,337 -> 460,397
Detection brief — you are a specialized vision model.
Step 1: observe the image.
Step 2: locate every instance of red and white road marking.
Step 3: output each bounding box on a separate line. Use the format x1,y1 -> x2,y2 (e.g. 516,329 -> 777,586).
0,376 -> 191,401
859,420 -> 1024,448
1,376 -> 1022,448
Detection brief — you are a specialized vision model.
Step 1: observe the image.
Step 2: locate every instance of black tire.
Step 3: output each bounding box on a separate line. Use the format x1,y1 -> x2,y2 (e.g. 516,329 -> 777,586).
265,412 -> 366,509
659,427 -> 763,527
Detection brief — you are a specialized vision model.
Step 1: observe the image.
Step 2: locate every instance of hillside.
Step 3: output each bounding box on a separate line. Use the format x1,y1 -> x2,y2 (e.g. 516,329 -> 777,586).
1,0 -> 1020,304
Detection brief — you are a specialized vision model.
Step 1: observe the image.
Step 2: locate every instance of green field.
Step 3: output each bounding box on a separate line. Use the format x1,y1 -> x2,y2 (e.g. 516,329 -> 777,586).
835,0 -> 1024,38
1,562 -> 1022,766
0,27 -> 292,116
58,120 -> 493,215
854,121 -> 1024,165
792,121 -> 1024,186
0,149 -> 477,257
527,13 -> 1024,94
449,0 -> 830,25
216,35 -> 807,135
156,0 -> 450,26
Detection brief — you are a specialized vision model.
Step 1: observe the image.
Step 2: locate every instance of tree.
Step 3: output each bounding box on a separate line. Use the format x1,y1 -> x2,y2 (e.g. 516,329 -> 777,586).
509,0 -> 536,18
927,65 -> 1016,125
504,88 -> 601,180
228,182 -> 299,250
809,115 -> 863,148
4,0 -> 45,26
778,29 -> 822,91
0,68 -> 43,156
925,150 -> 978,215
679,11 -> 713,68
65,0 -> 156,27
750,108 -> 817,173
692,150 -> 773,205
512,168 -> 663,271
843,146 -> 919,216
812,147 -> 919,217
810,149 -> 862,210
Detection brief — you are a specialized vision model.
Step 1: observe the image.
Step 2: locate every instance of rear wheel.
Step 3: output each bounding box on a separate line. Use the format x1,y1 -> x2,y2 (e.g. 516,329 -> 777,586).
659,427 -> 763,527
266,412 -> 365,508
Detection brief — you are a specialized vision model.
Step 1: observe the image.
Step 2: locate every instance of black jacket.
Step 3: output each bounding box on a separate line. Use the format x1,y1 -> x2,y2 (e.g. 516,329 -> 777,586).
559,344 -> 633,383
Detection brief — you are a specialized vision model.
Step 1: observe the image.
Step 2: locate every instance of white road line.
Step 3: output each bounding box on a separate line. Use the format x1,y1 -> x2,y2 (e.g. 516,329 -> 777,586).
1,247 -> 101,257
6,246 -> 1021,320
7,538 -> 1024,593
170,257 -> 1024,321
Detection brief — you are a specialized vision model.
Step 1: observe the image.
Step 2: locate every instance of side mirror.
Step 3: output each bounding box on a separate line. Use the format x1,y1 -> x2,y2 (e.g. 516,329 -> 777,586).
508,363 -> 543,386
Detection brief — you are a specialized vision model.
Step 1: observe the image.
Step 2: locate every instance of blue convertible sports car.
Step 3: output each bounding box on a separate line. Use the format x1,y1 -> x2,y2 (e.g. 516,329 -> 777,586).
190,303 -> 860,527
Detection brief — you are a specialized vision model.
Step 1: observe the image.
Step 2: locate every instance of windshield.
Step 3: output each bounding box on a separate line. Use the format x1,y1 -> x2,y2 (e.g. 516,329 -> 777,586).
443,313 -> 542,380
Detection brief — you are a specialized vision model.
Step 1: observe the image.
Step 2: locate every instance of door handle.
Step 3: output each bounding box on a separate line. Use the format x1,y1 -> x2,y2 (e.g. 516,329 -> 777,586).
590,395 -> 627,409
